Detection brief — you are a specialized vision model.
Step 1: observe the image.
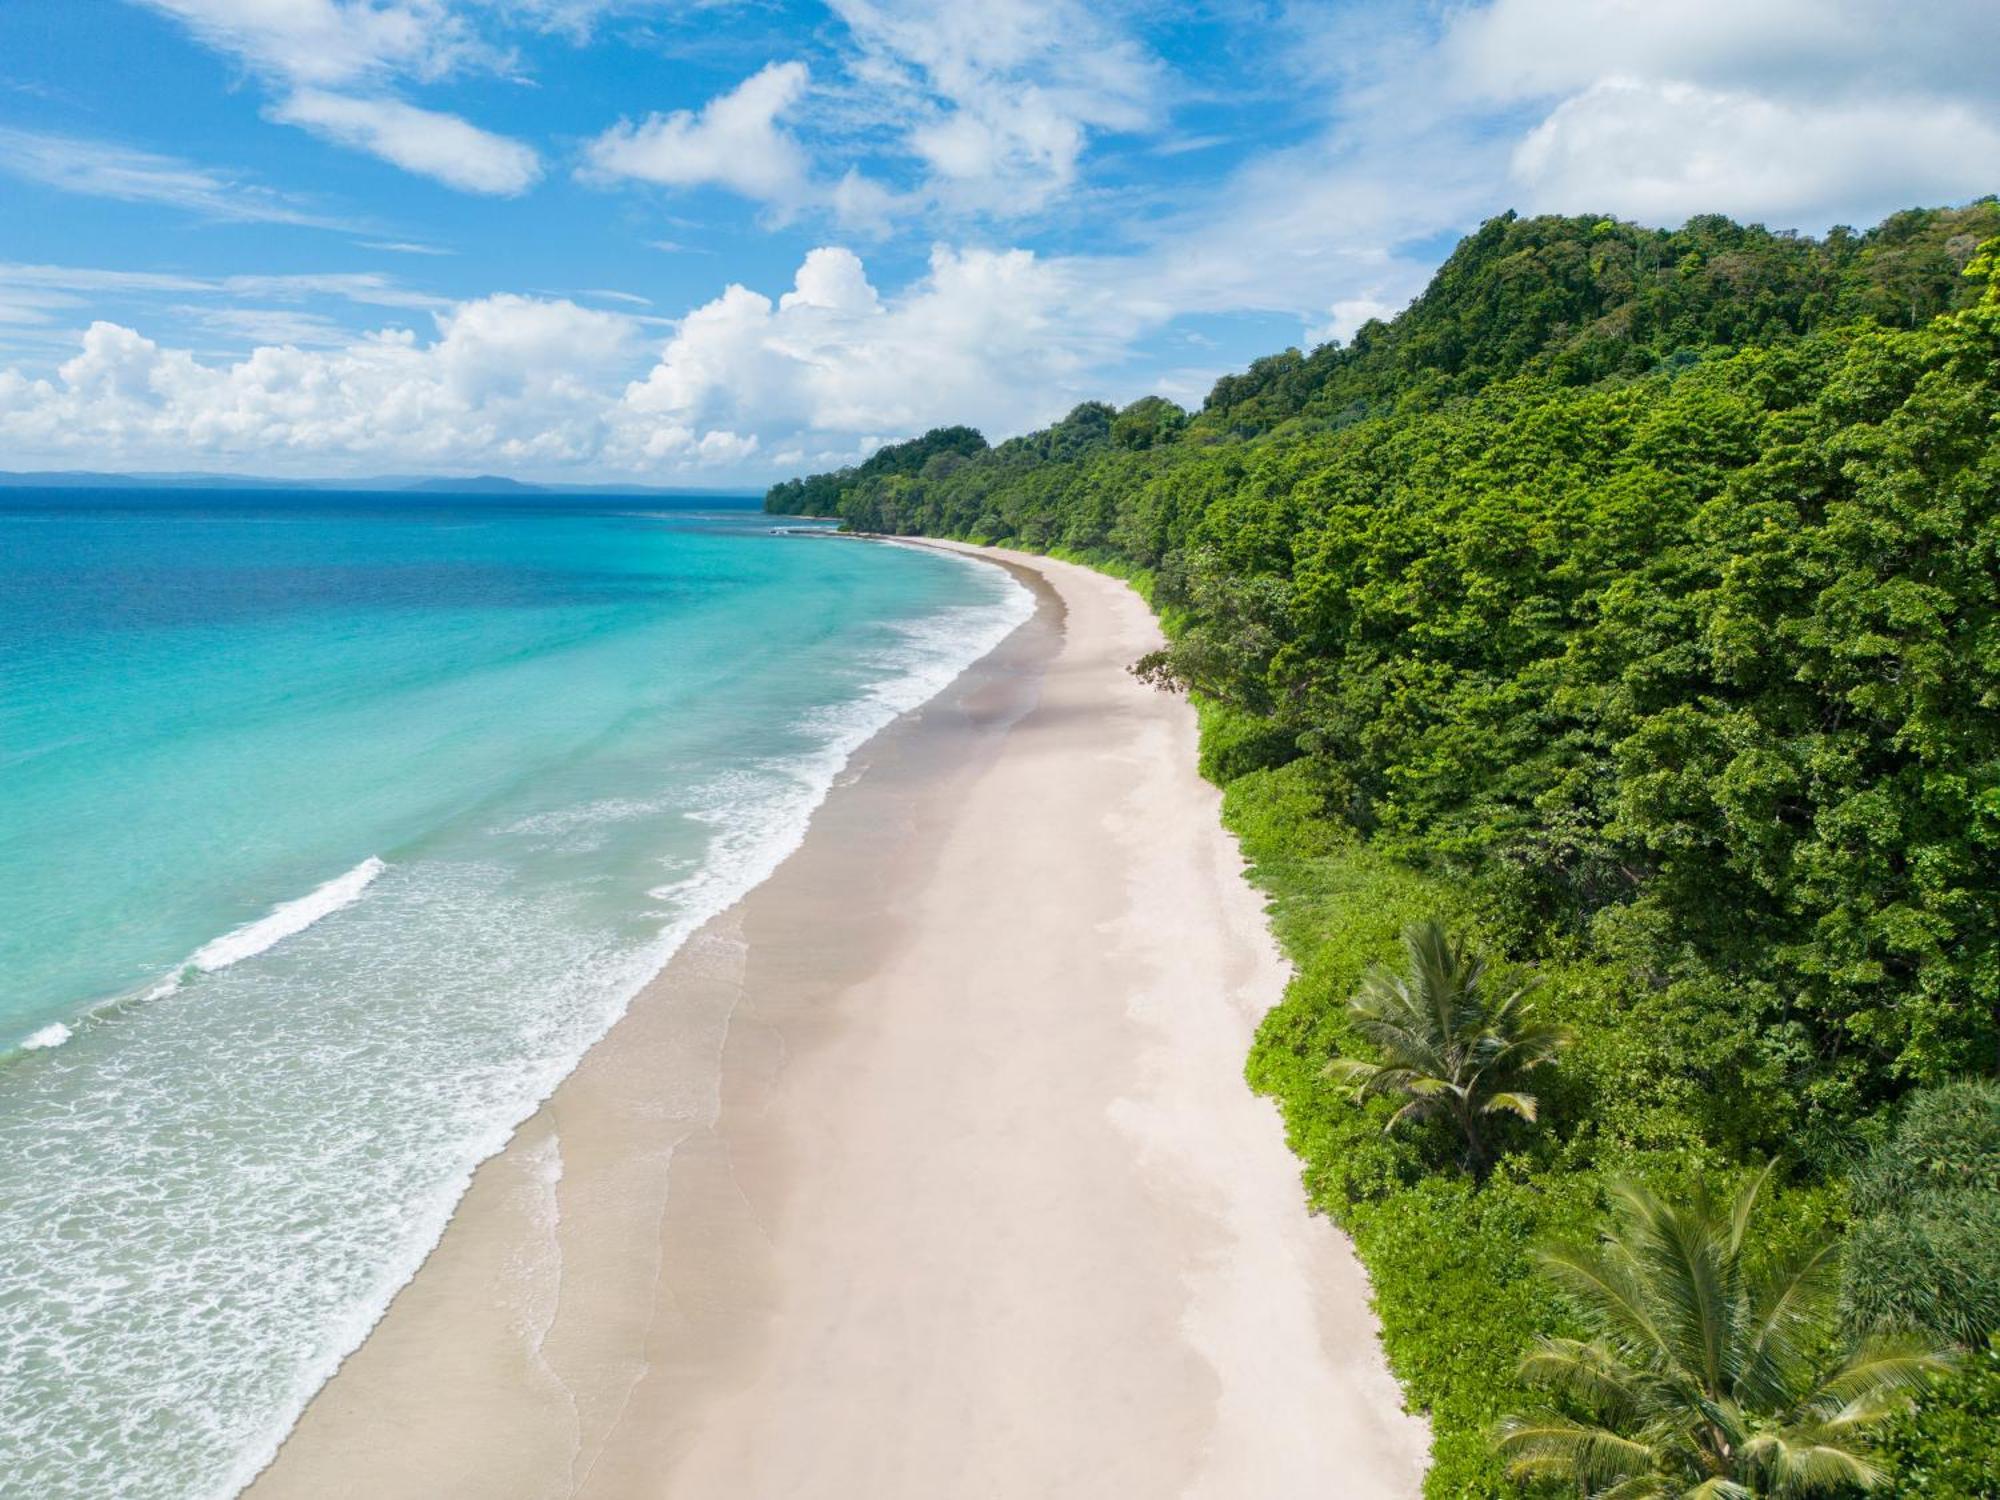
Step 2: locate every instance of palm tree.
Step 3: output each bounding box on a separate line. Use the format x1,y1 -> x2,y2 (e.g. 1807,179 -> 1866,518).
1497,1169 -> 1956,1497
1324,920 -> 1568,1174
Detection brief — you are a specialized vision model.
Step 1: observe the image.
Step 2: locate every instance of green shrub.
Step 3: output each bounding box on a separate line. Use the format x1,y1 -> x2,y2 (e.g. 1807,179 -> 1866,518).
1193,695 -> 1300,784
1879,1338 -> 2000,1497
1844,1079 -> 2000,1347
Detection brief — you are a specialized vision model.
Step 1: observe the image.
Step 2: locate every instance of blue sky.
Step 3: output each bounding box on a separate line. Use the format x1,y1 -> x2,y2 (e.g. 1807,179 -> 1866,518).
0,0 -> 1993,484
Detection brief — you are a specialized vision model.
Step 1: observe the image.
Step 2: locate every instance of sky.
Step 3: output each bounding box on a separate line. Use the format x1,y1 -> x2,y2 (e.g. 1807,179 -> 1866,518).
0,0 -> 1993,487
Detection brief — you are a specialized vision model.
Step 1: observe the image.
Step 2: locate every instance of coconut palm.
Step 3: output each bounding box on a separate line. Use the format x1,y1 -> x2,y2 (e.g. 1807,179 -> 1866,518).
1324,920 -> 1568,1174
1497,1169 -> 1956,1497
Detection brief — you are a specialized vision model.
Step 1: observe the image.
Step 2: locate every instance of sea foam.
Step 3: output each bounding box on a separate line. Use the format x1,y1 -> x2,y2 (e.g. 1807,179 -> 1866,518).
9,860 -> 392,1057
189,858 -> 387,974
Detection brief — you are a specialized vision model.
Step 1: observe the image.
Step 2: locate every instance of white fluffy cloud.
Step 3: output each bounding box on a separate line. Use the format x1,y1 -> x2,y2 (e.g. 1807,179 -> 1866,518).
584,63 -> 813,208
0,297 -> 649,473
1511,78 -> 2000,228
0,246 -> 1147,477
574,0 -> 1166,227
135,0 -> 540,193
623,244 -> 1123,438
1436,0 -> 2000,231
270,90 -> 542,195
828,0 -> 1163,213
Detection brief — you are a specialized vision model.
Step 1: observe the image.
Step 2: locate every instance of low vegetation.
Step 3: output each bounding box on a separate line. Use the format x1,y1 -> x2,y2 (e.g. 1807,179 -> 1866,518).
766,202 -> 2000,1493
1500,1170 -> 1953,1495
1326,920 -> 1568,1177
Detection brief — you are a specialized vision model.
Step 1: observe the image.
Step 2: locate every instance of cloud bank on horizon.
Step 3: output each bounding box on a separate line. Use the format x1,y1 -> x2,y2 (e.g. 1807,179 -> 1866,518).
0,0 -> 1992,483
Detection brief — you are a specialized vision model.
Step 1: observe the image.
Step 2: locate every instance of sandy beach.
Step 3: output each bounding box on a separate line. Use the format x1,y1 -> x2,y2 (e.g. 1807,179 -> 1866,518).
246,544 -> 1427,1500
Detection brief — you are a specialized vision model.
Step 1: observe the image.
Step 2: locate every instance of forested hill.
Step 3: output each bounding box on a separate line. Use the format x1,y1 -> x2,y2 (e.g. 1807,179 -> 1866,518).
766,203 -> 2000,1497
768,202 -> 1996,517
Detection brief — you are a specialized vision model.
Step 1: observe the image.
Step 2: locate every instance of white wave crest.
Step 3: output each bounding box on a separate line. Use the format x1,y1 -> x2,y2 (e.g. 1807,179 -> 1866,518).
20,1023 -> 72,1051
188,858 -> 388,975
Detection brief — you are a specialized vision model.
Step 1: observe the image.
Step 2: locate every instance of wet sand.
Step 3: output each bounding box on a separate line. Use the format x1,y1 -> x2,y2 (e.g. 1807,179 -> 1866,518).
246,544 -> 1428,1499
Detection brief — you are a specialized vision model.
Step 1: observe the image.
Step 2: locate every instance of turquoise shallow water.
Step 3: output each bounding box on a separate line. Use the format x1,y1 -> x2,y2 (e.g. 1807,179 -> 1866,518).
0,490 -> 1030,1496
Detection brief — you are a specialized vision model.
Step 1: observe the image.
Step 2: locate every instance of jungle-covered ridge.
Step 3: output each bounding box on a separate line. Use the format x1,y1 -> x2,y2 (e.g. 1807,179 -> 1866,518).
766,202 -> 2000,1496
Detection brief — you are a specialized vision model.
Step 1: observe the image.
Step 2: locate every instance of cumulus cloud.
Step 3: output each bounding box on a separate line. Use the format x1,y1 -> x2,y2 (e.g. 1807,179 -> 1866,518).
622,244 -> 1129,439
0,295 -> 655,473
584,62 -> 812,207
572,0 -> 1166,228
270,90 -> 542,195
1435,0 -> 2000,232
0,246 -> 1145,478
1510,78 -> 2000,228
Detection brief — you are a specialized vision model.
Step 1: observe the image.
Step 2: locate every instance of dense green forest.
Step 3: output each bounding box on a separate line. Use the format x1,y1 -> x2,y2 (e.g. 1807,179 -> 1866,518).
767,203 -> 2000,1495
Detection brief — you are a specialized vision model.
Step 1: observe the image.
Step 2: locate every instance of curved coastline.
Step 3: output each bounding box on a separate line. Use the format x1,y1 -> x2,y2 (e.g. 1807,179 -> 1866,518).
245,545 -> 1427,1499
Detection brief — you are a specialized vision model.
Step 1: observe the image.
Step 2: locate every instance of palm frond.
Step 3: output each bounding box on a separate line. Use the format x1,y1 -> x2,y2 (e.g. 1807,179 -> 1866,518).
1537,1240 -> 1672,1361
1489,1018 -> 1572,1071
1597,1476 -> 1675,1500
1725,1163 -> 1774,1260
1736,1239 -> 1839,1408
1384,1094 -> 1448,1133
1740,1429 -> 1886,1493
1495,1414 -> 1657,1487
1482,1090 -> 1540,1122
1321,1056 -> 1381,1096
1683,1480 -> 1756,1500
1804,1335 -> 1957,1411
1517,1336 -> 1640,1417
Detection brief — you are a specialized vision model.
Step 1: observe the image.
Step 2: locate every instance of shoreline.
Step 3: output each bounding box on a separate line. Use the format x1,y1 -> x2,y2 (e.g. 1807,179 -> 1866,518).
246,544 -> 1427,1498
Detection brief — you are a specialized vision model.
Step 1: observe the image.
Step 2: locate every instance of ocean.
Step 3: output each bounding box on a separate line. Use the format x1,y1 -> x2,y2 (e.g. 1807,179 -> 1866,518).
0,489 -> 1031,1497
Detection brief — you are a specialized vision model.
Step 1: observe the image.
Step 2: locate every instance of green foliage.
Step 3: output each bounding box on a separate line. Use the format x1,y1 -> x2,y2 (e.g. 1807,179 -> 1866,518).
1844,1080 -> 2000,1348
1192,695 -> 1298,783
1220,758 -> 1878,1496
1878,1339 -> 2000,1498
1191,201 -> 1999,439
1350,1174 -> 1589,1497
762,202 -> 2000,1492
763,425 -> 987,516
1111,395 -> 1189,450
1500,1170 -> 1954,1496
1327,922 -> 1570,1174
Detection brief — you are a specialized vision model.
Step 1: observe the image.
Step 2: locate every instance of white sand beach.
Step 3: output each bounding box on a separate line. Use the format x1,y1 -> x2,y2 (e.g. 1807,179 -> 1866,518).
246,544 -> 1428,1500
